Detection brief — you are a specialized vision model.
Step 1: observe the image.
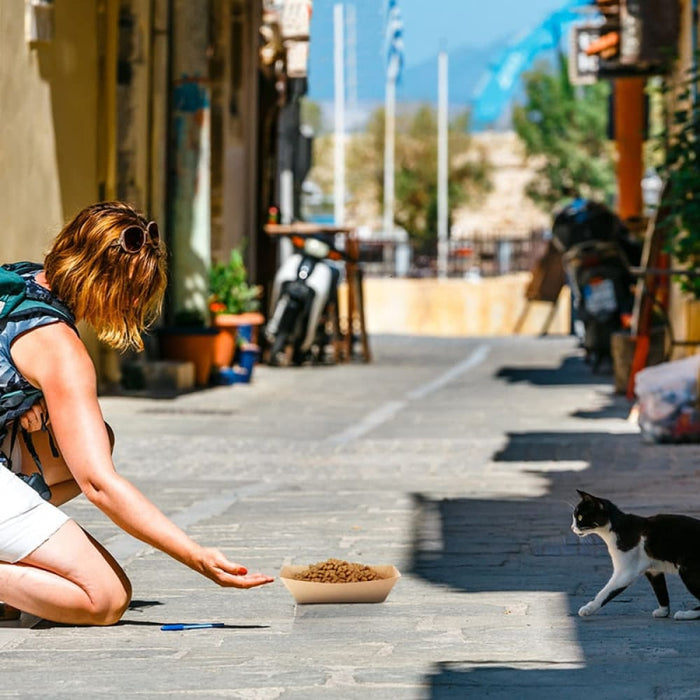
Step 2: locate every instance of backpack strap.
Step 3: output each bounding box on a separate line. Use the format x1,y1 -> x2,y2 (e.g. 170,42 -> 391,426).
0,420 -> 43,479
0,262 -> 75,329
7,298 -> 75,327
4,419 -> 54,475
0,266 -> 30,319
21,428 -> 46,476
0,420 -> 19,472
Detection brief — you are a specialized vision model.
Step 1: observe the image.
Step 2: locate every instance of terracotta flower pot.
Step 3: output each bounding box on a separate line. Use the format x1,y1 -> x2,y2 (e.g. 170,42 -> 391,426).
158,327 -> 219,387
212,326 -> 238,368
212,312 -> 265,344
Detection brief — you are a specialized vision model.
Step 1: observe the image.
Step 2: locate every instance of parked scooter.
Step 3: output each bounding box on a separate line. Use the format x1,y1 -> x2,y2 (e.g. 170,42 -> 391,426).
551,199 -> 642,369
264,233 -> 344,366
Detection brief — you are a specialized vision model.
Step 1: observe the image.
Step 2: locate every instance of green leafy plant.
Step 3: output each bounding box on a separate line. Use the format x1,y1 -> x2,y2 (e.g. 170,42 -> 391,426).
657,61 -> 700,298
375,106 -> 492,255
513,55 -> 616,209
208,249 -> 261,315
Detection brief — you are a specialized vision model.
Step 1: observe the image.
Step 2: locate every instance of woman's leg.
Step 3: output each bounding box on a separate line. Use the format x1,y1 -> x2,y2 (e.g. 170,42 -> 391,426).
0,520 -> 131,625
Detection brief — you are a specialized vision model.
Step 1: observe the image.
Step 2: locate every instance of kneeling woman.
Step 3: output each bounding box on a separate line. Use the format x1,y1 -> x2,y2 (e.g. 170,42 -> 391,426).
0,202 -> 273,625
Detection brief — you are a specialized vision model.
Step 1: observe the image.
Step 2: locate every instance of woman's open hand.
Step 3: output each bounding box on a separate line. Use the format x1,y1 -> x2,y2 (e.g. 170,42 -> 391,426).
194,547 -> 274,589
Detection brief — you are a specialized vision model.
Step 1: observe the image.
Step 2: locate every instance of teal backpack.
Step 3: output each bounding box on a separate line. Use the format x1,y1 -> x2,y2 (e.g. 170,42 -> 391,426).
0,262 -> 76,498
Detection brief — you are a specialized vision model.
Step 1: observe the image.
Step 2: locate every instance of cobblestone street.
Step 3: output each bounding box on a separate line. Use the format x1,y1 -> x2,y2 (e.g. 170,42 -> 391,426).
2,334 -> 700,699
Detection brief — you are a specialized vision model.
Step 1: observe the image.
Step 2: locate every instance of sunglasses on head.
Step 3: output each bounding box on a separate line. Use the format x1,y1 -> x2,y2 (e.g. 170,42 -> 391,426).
116,221 -> 160,253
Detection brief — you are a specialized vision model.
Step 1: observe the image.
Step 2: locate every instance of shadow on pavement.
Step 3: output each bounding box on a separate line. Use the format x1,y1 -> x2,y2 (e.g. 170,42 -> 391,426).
425,662 -> 675,699
409,493 -> 597,594
496,355 -> 611,387
413,353 -> 700,698
571,403 -> 632,420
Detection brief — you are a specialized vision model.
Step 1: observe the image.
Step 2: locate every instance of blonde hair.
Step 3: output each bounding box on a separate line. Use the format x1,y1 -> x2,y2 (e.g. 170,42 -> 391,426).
44,201 -> 168,352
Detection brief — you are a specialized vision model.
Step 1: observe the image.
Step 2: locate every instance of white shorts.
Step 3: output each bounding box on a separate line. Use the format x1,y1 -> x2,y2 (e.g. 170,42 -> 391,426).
0,432 -> 70,563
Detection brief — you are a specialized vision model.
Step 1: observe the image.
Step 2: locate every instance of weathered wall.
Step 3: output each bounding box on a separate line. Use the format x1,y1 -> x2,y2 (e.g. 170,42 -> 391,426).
666,0 -> 700,355
362,274 -> 571,337
211,0 -> 261,264
0,0 -> 100,262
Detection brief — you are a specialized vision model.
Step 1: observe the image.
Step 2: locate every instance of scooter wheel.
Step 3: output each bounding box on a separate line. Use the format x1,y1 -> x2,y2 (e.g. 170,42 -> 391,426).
268,334 -> 288,366
292,346 -> 307,366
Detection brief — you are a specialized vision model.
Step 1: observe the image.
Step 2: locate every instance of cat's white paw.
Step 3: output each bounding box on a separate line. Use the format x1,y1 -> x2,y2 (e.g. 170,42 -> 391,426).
652,606 -> 669,618
674,609 -> 700,620
578,602 -> 598,617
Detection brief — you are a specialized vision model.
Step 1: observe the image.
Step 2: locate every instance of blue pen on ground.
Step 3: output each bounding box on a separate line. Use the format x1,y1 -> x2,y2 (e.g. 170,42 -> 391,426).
161,623 -> 225,631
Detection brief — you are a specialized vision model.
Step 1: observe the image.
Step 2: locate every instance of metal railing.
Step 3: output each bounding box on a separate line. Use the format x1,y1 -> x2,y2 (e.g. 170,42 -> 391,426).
357,229 -> 550,278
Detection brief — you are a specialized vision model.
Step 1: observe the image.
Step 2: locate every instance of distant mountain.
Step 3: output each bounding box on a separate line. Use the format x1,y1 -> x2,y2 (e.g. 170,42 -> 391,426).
306,1 -> 508,108
308,36 -> 506,107
399,41 -> 505,107
309,39 -> 517,133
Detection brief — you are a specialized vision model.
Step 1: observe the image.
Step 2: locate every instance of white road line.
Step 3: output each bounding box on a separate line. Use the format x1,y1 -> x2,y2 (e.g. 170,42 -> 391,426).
325,343 -> 491,446
406,343 -> 491,401
325,400 -> 407,446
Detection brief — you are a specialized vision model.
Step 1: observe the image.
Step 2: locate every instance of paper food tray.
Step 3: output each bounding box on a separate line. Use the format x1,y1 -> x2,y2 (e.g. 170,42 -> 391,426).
280,565 -> 401,604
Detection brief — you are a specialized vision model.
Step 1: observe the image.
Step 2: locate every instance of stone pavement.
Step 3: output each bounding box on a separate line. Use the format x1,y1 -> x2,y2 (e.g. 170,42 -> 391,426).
2,334 -> 700,699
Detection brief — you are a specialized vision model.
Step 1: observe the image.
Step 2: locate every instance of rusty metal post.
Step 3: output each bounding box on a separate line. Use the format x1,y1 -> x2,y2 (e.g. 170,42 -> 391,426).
614,77 -> 646,221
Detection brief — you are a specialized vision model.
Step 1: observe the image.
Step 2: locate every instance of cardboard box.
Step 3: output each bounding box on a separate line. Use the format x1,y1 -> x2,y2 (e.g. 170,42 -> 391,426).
280,565 -> 401,604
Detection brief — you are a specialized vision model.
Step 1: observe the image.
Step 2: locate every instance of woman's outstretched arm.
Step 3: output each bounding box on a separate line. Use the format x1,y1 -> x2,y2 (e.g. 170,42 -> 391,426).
11,322 -> 273,589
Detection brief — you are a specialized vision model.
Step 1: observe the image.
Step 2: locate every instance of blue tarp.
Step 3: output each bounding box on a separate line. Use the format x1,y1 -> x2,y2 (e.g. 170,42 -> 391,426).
470,0 -> 593,129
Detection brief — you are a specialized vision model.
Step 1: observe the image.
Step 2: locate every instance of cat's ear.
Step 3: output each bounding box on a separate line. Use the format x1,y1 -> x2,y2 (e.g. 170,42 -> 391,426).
577,490 -> 605,509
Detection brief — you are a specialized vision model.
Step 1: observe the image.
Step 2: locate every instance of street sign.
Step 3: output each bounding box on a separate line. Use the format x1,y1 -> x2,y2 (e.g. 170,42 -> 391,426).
569,24 -> 602,86
281,0 -> 312,40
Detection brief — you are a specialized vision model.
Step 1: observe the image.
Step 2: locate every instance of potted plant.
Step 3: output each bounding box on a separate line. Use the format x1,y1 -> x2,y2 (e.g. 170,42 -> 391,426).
658,61 -> 700,298
157,309 -> 220,388
208,248 -> 264,368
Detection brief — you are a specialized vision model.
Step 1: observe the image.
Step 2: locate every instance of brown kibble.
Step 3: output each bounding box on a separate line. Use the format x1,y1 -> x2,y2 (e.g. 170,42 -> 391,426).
292,558 -> 385,583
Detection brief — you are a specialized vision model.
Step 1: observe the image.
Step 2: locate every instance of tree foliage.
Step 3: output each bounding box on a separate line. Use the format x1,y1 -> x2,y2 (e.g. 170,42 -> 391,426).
513,56 -> 615,210
300,99 -> 323,135
657,64 -> 700,298
364,105 -> 491,255
307,105 -> 492,254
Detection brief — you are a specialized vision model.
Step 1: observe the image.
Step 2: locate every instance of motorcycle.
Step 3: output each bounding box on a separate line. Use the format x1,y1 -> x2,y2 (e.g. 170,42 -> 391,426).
264,233 -> 345,366
551,199 -> 642,369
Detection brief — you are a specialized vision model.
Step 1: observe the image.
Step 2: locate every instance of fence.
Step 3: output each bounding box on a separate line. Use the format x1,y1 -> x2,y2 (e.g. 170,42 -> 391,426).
357,229 -> 550,278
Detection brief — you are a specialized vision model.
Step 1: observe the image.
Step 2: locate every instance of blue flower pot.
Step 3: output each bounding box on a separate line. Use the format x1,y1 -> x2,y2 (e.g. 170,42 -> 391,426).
236,343 -> 259,383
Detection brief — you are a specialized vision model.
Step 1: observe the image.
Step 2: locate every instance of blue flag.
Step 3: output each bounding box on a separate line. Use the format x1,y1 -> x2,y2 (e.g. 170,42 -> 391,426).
385,0 -> 404,83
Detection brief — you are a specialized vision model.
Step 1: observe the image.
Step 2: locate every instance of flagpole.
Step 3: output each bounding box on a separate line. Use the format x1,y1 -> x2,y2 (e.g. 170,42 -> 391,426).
437,50 -> 448,279
383,0 -> 402,243
334,3 -> 346,226
383,70 -> 396,242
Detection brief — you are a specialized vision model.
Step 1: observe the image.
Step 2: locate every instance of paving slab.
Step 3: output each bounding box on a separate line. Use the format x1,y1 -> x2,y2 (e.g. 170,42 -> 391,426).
2,335 -> 700,698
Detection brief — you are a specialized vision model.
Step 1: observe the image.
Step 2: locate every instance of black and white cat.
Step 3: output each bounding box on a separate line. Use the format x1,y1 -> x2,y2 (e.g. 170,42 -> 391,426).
572,490 -> 700,620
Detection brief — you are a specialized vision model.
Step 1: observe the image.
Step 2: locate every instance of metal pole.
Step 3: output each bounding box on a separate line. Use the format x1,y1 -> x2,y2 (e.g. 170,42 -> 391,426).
437,50 -> 448,279
346,3 -> 358,111
279,169 -> 294,263
383,75 -> 395,241
333,3 -> 345,226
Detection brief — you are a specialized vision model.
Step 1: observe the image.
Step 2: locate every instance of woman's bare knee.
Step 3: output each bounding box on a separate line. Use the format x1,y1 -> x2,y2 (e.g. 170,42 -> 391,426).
76,535 -> 132,625
85,577 -> 131,625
